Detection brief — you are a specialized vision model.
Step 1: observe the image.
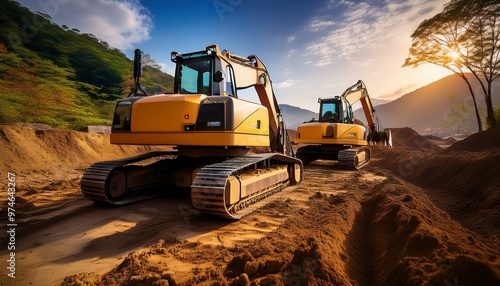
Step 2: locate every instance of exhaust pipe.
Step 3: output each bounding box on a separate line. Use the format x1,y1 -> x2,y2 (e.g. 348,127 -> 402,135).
129,49 -> 148,97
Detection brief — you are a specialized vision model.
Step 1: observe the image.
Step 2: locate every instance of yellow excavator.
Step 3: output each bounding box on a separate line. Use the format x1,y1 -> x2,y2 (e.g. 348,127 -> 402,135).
294,80 -> 391,169
81,45 -> 303,219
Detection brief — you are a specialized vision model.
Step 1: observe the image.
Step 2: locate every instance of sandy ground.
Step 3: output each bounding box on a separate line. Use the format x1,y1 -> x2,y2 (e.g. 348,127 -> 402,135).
0,125 -> 499,285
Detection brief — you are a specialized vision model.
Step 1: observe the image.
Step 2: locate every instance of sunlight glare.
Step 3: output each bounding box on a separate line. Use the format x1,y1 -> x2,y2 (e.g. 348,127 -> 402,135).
449,51 -> 460,60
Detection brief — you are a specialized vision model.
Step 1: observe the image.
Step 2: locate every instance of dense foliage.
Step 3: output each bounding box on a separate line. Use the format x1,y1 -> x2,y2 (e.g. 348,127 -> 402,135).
0,1 -> 173,130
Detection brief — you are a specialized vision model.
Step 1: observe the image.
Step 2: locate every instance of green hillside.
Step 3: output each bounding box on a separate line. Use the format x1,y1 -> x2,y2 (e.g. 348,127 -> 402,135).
0,0 -> 173,130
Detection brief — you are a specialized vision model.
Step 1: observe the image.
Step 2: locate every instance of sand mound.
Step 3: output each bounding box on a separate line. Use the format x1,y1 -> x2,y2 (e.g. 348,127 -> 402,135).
0,125 -> 164,175
389,127 -> 441,151
370,128 -> 500,238
409,150 -> 500,237
0,125 -> 165,210
442,127 -> 500,153
423,134 -> 442,141
444,137 -> 458,145
409,129 -> 498,237
424,134 -> 459,148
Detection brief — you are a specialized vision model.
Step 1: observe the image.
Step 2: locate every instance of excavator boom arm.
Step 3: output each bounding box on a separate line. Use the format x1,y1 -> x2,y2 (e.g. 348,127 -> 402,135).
221,48 -> 288,155
342,80 -> 376,131
341,80 -> 392,147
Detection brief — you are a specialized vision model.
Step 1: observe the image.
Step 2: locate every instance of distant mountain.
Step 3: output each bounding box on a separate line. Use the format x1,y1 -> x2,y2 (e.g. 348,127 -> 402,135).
280,104 -> 317,129
370,98 -> 391,106
354,73 -> 499,136
0,1 -> 173,130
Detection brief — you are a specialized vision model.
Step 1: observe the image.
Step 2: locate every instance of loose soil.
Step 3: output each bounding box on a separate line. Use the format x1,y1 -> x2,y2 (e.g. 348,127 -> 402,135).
0,125 -> 499,285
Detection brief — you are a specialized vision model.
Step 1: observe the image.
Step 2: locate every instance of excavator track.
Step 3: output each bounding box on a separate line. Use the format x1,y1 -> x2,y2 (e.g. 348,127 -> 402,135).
191,153 -> 303,219
338,146 -> 371,170
295,144 -> 371,169
81,151 -> 178,205
82,151 -> 302,219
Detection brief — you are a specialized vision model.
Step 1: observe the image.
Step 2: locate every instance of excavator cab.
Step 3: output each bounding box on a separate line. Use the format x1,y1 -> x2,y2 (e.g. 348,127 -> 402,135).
171,46 -> 236,97
319,100 -> 339,122
172,49 -> 222,96
176,56 -> 211,95
319,97 -> 355,124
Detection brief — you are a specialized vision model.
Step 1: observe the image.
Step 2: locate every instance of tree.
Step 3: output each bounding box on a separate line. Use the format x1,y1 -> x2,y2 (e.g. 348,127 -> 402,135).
440,98 -> 479,136
142,53 -> 162,70
404,0 -> 500,129
460,0 -> 500,129
403,1 -> 483,131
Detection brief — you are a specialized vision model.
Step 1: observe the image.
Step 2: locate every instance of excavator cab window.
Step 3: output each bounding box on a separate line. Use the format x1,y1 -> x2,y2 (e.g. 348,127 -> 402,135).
225,65 -> 236,97
320,101 -> 340,123
346,105 -> 354,123
111,98 -> 142,132
342,100 -> 354,123
177,57 -> 212,95
113,104 -> 131,130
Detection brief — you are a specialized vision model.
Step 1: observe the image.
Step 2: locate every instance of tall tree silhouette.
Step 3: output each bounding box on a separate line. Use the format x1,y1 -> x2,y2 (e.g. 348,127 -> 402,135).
404,0 -> 500,129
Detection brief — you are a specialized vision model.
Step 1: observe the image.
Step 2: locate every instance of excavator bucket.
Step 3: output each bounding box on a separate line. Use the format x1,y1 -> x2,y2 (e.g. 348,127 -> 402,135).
371,129 -> 392,147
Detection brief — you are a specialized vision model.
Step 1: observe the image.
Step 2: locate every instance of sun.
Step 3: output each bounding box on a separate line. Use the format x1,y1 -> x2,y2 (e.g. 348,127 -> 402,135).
449,50 -> 460,60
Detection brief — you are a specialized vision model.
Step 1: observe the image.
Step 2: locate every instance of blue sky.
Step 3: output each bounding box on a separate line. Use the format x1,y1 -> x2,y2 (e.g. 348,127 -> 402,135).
17,0 -> 452,111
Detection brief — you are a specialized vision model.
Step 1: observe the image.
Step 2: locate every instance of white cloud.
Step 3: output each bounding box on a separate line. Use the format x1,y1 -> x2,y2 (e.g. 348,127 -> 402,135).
16,0 -> 152,49
275,79 -> 295,89
328,0 -> 355,9
158,62 -> 174,75
302,0 -> 448,67
309,19 -> 336,32
287,35 -> 296,42
282,68 -> 292,76
286,49 -> 297,58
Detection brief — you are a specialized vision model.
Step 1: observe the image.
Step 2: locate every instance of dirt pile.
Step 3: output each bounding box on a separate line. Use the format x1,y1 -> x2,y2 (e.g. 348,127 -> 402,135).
0,125 -> 161,193
0,125 -> 498,285
0,125 -> 165,209
389,127 -> 441,151
409,128 -> 500,237
371,127 -> 500,238
361,178 -> 499,285
444,137 -> 458,145
0,125 -> 163,175
424,134 -> 458,147
222,178 -> 499,285
442,127 -> 500,153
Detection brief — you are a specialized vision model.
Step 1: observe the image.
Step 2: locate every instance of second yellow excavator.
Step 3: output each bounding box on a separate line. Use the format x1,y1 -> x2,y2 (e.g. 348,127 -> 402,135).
294,80 -> 392,169
81,45 -> 303,219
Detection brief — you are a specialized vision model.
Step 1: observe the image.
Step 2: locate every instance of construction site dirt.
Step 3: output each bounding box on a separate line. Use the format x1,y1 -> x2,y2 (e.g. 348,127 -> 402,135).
0,125 -> 499,285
